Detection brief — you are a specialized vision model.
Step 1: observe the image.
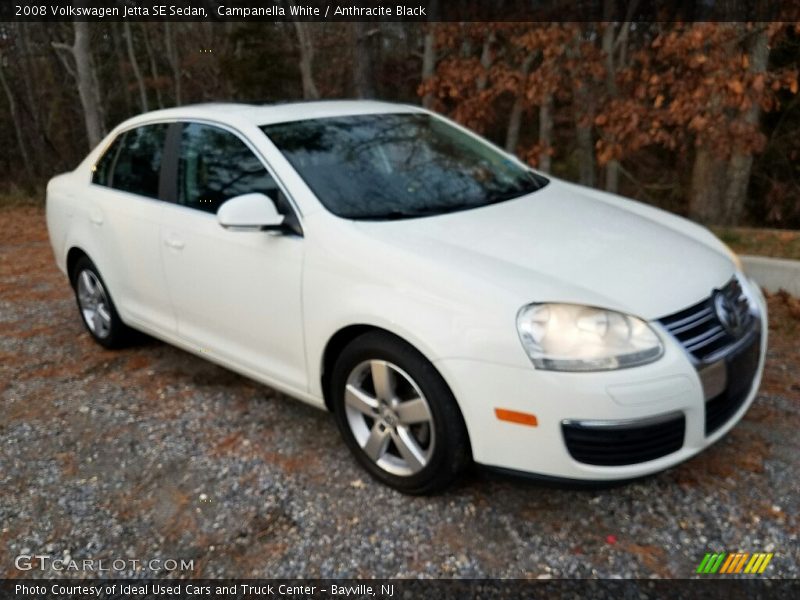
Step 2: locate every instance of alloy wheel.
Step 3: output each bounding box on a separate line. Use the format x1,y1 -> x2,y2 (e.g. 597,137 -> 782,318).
76,269 -> 112,339
343,359 -> 436,476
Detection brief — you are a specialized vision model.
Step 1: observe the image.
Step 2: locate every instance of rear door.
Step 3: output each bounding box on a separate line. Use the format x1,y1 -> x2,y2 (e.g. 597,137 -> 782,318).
159,121 -> 307,391
84,123 -> 176,333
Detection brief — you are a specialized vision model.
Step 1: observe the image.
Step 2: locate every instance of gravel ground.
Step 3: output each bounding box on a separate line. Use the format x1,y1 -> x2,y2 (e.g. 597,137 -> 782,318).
1,205 -> 798,579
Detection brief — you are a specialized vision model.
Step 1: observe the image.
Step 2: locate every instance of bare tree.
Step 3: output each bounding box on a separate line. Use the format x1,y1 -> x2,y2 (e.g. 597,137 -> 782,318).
353,22 -> 377,98
292,21 -> 320,99
111,23 -> 132,114
689,147 -> 728,223
505,52 -> 536,153
600,0 -> 637,193
141,24 -> 164,109
164,22 -> 182,105
0,51 -> 34,181
123,21 -> 148,112
420,0 -> 439,108
538,95 -> 554,172
52,21 -> 106,149
688,24 -> 744,224
476,29 -> 495,92
420,24 -> 437,108
573,93 -> 596,186
570,30 -> 596,187
17,24 -> 45,169
723,25 -> 770,225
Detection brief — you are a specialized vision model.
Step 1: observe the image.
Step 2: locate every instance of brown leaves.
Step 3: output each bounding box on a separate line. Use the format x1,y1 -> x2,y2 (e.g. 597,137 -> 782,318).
421,22 -> 799,172
753,73 -> 766,93
727,79 -> 745,95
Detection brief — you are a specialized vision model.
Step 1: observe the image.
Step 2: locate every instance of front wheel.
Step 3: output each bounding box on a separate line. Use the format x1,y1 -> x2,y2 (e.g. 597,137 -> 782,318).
330,331 -> 471,494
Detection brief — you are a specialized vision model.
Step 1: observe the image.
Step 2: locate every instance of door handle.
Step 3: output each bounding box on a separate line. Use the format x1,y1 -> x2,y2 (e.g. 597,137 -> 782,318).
89,212 -> 103,226
164,236 -> 185,250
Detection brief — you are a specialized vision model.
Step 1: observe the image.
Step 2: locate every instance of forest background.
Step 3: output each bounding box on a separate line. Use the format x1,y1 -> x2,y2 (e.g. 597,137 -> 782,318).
1,19 -> 798,227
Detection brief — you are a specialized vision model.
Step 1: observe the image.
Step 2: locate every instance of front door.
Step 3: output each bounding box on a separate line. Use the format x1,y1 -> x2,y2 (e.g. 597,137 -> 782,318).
159,122 -> 307,391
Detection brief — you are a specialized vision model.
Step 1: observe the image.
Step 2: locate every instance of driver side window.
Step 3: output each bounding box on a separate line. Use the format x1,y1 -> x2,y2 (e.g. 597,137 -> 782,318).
177,123 -> 280,215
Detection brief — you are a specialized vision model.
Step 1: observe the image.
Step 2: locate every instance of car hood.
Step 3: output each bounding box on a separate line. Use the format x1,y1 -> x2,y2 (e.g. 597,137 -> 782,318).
350,179 -> 735,320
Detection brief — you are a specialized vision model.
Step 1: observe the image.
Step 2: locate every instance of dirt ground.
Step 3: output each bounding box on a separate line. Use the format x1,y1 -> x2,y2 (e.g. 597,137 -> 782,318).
1,205 -> 798,578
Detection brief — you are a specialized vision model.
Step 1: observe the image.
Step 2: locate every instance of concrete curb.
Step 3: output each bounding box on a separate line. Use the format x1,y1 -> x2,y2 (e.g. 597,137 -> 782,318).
742,255 -> 800,296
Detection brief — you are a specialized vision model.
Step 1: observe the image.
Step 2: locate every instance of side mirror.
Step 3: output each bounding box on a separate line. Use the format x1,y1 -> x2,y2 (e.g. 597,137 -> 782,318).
217,193 -> 285,231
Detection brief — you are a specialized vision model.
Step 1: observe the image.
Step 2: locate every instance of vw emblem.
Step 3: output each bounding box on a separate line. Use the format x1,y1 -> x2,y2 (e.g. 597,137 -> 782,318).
713,291 -> 744,337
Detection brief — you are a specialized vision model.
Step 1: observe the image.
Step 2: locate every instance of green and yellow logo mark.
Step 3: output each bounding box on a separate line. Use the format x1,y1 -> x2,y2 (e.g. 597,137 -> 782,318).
696,552 -> 773,575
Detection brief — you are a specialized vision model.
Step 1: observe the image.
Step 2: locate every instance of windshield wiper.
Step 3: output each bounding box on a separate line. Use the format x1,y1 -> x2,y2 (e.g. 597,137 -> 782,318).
485,189 -> 527,205
360,204 -> 471,221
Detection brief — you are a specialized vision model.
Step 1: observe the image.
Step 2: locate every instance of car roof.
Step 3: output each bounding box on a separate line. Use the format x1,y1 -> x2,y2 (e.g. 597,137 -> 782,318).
119,100 -> 424,129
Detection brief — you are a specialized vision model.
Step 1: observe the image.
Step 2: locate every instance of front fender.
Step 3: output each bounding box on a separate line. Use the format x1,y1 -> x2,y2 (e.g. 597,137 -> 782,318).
301,219 -> 532,400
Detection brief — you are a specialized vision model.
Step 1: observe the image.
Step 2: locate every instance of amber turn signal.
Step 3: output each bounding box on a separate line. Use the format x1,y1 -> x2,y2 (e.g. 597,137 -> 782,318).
494,408 -> 538,427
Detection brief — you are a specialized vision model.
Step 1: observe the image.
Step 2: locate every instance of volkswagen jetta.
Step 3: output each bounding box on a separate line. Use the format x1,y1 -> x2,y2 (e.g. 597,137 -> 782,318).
46,101 -> 767,493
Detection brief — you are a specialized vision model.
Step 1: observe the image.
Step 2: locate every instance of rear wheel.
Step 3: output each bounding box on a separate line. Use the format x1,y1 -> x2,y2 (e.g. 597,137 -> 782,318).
330,331 -> 471,494
71,256 -> 132,349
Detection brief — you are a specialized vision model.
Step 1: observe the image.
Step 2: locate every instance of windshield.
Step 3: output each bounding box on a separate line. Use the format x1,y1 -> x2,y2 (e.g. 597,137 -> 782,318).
261,113 -> 548,220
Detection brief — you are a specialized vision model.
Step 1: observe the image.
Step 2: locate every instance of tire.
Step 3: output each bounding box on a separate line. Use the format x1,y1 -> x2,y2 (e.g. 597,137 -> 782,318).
330,331 -> 471,494
71,256 -> 132,349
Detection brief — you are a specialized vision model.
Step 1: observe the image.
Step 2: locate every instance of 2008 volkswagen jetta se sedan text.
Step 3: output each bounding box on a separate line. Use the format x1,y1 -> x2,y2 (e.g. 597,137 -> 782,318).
46,101 -> 767,493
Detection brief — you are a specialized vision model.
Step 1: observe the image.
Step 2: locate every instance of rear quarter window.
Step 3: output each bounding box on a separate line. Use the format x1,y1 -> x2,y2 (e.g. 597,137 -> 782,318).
92,124 -> 169,199
92,134 -> 124,187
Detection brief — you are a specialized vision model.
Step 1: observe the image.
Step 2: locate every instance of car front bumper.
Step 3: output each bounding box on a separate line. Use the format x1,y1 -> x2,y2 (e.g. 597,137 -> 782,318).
435,277 -> 768,481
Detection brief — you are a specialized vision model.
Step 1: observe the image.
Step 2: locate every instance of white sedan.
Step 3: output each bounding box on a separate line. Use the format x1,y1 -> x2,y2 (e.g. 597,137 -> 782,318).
46,101 -> 767,493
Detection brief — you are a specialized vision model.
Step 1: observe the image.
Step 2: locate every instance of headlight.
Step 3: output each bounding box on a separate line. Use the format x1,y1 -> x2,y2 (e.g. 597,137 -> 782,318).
516,303 -> 664,371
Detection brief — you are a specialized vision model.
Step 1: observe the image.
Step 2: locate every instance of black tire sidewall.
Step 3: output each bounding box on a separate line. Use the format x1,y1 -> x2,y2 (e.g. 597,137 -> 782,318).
330,331 -> 470,494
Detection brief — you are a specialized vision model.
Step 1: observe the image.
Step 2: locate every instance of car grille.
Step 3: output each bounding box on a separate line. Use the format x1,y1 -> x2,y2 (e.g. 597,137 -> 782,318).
659,276 -> 762,436
658,277 -> 754,362
705,333 -> 761,435
562,413 -> 686,466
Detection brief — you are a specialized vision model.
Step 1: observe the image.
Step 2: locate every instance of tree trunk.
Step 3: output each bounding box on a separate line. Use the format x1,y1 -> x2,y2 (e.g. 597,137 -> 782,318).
505,52 -> 536,153
689,146 -> 727,223
601,6 -> 617,95
689,24 -> 764,225
0,52 -> 34,182
353,22 -> 376,98
72,22 -> 105,148
17,25 -> 44,164
570,31 -> 595,187
293,21 -> 319,99
420,24 -> 436,108
598,1 -> 638,193
141,24 -> 164,109
505,100 -> 524,154
538,94 -> 553,172
574,99 -> 595,187
111,23 -> 132,114
723,155 -> 753,225
419,0 -> 439,107
17,25 -> 38,121
123,21 -> 148,112
601,15 -> 620,193
476,30 -> 495,91
164,22 -> 182,105
722,27 -> 770,225
605,161 -> 620,193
